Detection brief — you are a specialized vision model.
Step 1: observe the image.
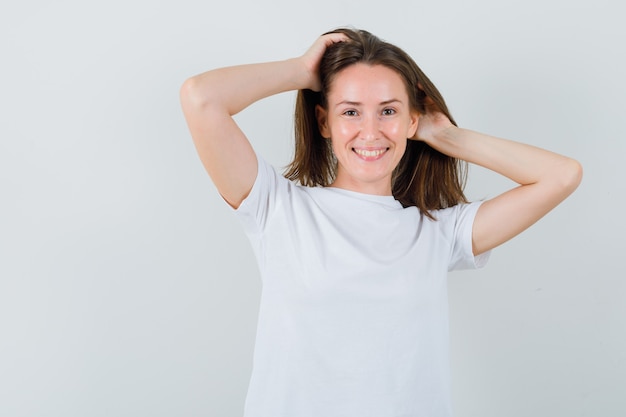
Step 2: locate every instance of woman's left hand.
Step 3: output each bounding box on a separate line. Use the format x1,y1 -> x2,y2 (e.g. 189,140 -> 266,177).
411,87 -> 455,144
413,107 -> 455,145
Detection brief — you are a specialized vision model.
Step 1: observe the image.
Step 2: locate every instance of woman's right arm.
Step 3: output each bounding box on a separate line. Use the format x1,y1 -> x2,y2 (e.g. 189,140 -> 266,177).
179,34 -> 346,208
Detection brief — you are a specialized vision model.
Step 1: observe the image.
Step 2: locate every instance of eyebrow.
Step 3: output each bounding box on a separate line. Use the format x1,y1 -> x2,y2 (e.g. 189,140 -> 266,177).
334,99 -> 403,108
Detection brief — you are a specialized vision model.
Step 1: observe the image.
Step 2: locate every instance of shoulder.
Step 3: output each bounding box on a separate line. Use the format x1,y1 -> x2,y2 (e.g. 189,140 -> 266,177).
430,201 -> 483,221
426,201 -> 485,239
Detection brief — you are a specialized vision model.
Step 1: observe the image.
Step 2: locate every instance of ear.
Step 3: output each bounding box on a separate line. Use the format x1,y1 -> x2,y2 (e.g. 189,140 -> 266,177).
408,111 -> 419,138
315,104 -> 330,139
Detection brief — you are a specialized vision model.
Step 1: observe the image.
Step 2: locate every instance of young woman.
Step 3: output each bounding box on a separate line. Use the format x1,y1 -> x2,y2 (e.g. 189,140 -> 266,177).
180,28 -> 582,417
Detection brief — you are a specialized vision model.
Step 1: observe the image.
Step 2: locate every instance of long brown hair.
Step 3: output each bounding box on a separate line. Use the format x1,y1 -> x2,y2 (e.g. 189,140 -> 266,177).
284,28 -> 467,218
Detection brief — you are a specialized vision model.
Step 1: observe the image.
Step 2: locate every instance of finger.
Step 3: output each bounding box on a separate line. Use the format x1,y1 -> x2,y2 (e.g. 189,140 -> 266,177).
417,87 -> 439,112
320,32 -> 349,47
307,33 -> 348,56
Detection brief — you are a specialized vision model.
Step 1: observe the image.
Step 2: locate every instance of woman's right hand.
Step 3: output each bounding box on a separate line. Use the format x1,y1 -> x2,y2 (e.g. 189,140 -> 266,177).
298,33 -> 349,91
181,33 -> 347,209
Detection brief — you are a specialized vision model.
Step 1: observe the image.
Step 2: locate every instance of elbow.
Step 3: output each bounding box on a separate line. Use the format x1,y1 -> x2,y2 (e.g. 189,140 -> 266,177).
559,158 -> 583,195
180,77 -> 207,109
180,75 -> 229,116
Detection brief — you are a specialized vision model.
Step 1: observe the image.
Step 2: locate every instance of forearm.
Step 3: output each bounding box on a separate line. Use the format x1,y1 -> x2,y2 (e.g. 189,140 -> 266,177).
427,126 -> 582,255
181,58 -> 309,115
429,127 -> 582,189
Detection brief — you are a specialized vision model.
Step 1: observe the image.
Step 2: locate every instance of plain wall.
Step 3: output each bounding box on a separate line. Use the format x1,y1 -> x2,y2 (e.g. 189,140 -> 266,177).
1,0 -> 624,416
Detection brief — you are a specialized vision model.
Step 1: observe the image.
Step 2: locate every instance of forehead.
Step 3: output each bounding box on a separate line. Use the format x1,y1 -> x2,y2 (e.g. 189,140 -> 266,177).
326,63 -> 409,103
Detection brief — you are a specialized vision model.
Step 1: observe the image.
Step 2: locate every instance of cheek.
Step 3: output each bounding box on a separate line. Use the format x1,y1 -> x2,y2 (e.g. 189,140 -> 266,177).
386,124 -> 401,136
380,119 -> 409,137
331,121 -> 359,140
396,138 -> 408,155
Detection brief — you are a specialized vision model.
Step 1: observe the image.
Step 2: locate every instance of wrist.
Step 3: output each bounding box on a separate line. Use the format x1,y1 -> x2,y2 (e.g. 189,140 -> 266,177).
284,57 -> 316,91
420,122 -> 457,146
434,124 -> 460,142
421,125 -> 470,159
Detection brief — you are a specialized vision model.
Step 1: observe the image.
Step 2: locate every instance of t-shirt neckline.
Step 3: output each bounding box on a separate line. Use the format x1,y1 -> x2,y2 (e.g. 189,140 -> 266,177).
324,186 -> 402,208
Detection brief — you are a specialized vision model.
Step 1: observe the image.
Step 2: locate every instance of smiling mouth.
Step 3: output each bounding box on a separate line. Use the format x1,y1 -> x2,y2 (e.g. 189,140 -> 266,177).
353,148 -> 389,159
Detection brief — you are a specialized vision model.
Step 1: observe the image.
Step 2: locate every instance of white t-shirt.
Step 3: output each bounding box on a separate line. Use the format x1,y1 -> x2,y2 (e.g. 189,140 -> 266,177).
232,156 -> 490,417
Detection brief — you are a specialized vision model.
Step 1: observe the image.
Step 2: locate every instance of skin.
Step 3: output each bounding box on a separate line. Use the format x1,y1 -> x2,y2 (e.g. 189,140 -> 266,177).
180,33 -> 582,256
316,63 -> 419,196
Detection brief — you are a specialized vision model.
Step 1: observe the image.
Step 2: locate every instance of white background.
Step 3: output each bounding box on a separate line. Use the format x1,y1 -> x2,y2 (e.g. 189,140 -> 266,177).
1,0 -> 624,416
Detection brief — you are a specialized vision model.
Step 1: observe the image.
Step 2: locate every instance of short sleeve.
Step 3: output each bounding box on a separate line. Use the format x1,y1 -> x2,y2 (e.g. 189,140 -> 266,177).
447,201 -> 491,271
228,154 -> 286,237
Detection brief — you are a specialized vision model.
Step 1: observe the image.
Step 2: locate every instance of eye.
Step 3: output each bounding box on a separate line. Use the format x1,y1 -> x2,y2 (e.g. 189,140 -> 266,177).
343,109 -> 358,117
382,108 -> 396,116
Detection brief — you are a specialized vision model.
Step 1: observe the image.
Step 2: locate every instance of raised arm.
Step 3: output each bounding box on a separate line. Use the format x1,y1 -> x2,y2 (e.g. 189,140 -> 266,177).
179,34 -> 347,208
415,111 -> 583,256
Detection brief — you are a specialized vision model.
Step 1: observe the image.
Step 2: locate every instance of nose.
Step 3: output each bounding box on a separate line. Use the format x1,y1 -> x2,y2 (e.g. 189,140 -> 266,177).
360,114 -> 380,141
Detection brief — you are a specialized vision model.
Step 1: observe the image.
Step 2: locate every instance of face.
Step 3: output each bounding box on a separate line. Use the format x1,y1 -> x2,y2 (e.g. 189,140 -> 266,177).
316,63 -> 419,196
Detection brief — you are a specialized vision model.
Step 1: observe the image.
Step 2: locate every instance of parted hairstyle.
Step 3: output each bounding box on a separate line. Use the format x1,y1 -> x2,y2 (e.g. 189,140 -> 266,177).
284,28 -> 467,218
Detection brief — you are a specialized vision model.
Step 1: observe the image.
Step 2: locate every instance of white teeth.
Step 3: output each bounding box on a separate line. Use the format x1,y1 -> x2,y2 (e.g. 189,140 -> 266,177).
354,148 -> 386,157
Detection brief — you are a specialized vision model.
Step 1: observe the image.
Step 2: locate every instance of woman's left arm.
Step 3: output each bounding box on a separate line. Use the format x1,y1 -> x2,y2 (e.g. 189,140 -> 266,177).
416,113 -> 583,256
